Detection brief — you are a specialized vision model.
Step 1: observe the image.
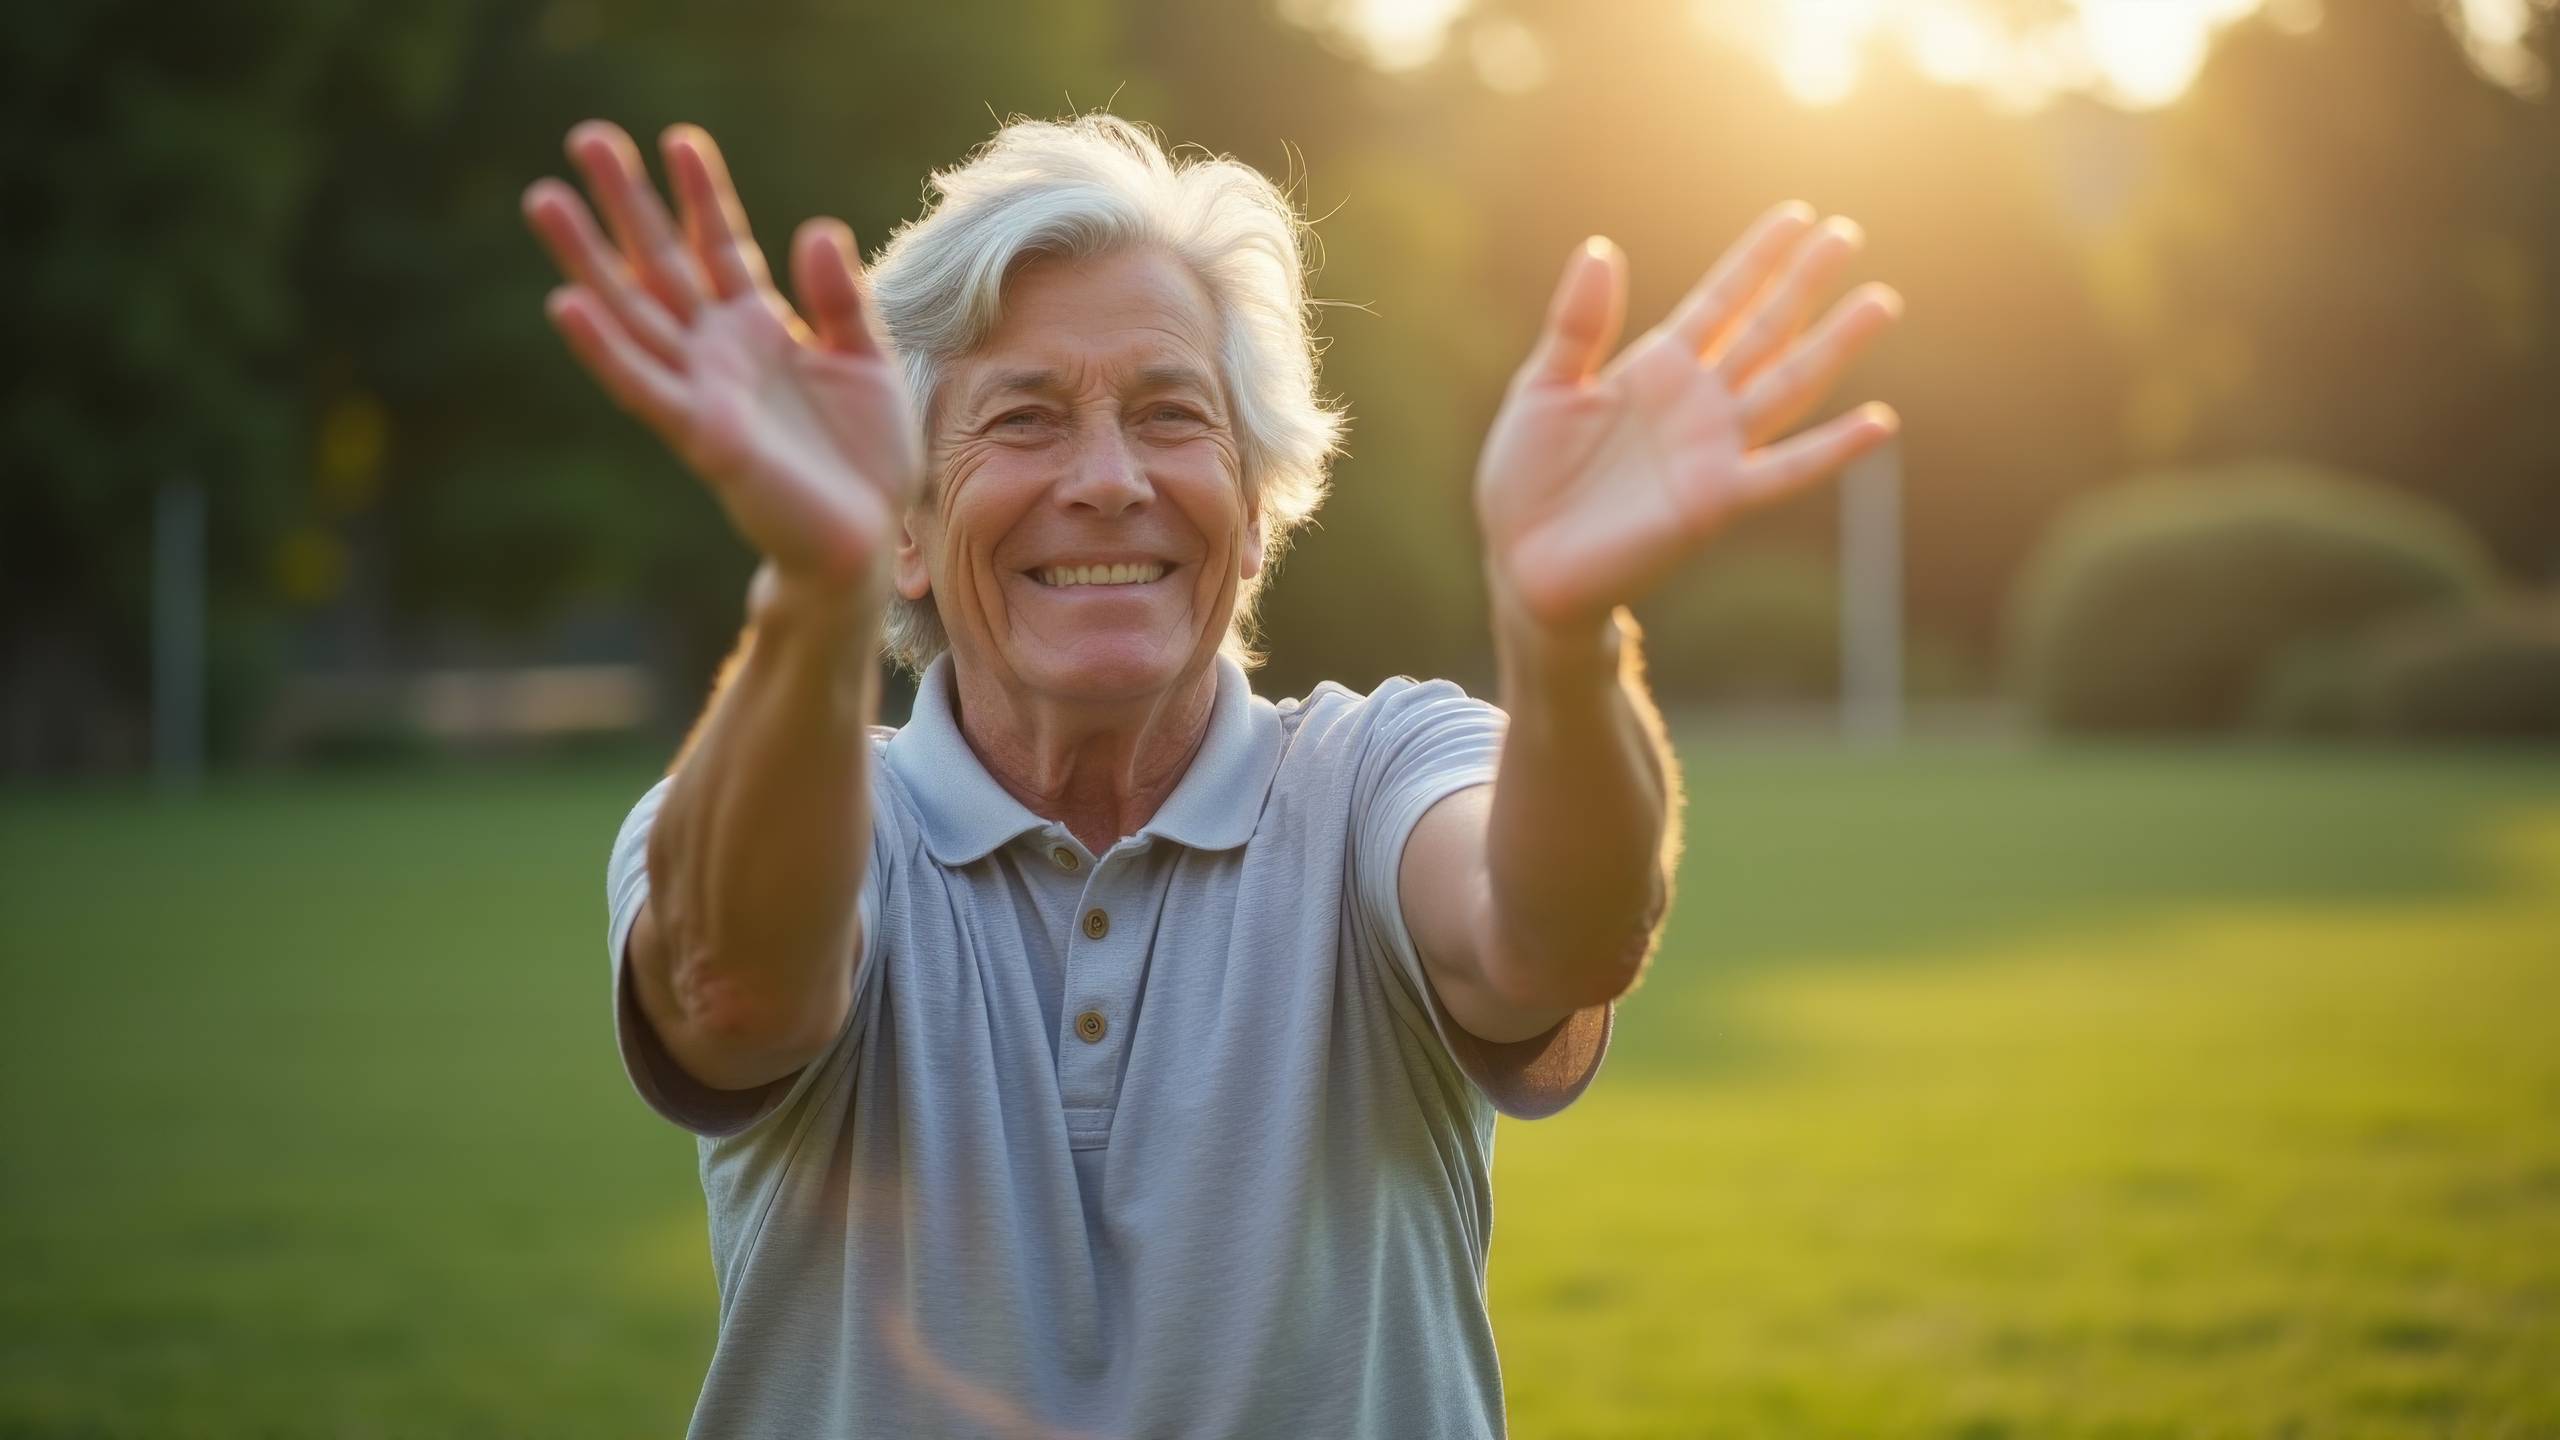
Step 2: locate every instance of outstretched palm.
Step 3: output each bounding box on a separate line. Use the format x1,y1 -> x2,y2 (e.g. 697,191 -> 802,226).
1479,206 -> 1903,633
523,121 -> 923,593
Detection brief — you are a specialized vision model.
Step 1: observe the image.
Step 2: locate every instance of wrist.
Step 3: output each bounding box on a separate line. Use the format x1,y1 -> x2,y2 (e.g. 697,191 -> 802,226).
747,561 -> 888,649
1489,579 -> 1628,728
1488,573 -> 1619,675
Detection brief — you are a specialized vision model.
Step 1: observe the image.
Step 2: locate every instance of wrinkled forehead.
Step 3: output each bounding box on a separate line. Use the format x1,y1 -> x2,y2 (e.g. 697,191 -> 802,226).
945,248 -> 1228,416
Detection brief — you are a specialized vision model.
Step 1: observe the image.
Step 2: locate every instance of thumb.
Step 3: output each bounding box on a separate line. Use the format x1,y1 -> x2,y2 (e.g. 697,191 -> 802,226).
794,217 -> 886,358
1520,237 -> 1627,387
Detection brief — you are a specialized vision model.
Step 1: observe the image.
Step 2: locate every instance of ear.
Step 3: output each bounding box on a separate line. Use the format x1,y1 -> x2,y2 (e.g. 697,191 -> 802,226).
1240,500 -> 1265,582
893,506 -> 931,602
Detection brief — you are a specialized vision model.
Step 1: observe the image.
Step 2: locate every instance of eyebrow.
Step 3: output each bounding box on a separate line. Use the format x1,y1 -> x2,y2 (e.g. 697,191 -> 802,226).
971,368 -> 1064,407
965,363 -> 1222,416
1134,364 -> 1219,400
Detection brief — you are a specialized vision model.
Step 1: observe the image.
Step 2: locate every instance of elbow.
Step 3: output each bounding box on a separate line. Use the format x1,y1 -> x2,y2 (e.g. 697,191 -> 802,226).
642,833 -> 851,1080
658,940 -> 851,1089
1479,873 -> 1669,1013
678,958 -> 845,1052
1573,931 -> 1657,1008
1488,925 -> 1657,1013
1556,875 -> 1667,1008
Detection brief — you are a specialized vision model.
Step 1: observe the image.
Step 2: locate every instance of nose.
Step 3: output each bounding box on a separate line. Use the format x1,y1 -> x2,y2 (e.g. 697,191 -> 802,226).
1054,416 -> 1152,518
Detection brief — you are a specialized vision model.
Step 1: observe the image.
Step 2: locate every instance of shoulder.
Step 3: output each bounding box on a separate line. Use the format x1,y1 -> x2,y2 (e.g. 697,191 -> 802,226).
1260,676 -> 1506,832
1275,674 -> 1505,752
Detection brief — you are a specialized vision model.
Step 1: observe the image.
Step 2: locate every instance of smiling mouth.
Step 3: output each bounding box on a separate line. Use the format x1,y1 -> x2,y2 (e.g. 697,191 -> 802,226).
1028,562 -> 1170,588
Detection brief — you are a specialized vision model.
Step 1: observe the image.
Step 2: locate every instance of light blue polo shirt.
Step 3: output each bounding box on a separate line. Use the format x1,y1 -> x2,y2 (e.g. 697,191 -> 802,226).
604,653 -> 1613,1438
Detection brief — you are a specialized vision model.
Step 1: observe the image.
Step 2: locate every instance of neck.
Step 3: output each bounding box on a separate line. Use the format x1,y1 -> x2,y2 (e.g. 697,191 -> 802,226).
948,659 -> 1221,856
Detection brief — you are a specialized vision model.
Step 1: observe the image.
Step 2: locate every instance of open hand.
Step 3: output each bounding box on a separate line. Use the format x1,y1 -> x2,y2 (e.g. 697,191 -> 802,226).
522,121 -> 923,597
1476,203 -> 1902,634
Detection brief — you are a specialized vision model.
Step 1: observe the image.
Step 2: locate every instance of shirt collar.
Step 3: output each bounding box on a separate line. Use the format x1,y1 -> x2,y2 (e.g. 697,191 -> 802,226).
884,652 -> 1284,866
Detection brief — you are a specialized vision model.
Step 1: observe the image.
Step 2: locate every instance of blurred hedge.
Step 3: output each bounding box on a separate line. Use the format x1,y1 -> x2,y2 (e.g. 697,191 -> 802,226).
2242,636 -> 2365,737
2354,596 -> 2560,740
1637,547 -> 1838,702
2007,461 -> 2500,734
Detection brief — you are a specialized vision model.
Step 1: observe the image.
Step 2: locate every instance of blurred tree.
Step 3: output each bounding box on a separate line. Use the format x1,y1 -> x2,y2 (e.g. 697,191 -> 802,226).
301,0 -> 1134,706
0,0 -> 1137,766
1436,0 -> 2133,667
1,0 -> 382,767
2116,0 -> 2560,581
12,0 -> 2554,773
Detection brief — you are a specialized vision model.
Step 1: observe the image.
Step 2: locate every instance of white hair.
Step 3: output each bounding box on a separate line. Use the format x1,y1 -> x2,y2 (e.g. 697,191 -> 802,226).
865,113 -> 1345,675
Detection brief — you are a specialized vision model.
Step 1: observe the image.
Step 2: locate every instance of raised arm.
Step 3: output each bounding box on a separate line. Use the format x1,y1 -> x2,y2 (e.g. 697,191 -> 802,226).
1403,205 -> 1903,1043
523,121 -> 923,1091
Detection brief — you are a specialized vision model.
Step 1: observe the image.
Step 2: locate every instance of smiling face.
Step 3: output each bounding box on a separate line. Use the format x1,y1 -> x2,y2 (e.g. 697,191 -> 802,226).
896,247 -> 1261,709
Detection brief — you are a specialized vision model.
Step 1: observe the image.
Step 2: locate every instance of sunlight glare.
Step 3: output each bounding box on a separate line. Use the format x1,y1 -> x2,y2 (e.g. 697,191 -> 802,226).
1694,0 -> 2266,110
2455,0 -> 2558,92
1295,0 -> 1470,70
1324,0 -> 2554,105
1769,0 -> 1886,105
2078,0 -> 2244,107
1906,2 -> 2000,85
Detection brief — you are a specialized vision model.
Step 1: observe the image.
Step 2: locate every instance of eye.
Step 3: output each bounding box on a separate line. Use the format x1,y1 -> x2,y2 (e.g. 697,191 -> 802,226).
1143,403 -> 1206,427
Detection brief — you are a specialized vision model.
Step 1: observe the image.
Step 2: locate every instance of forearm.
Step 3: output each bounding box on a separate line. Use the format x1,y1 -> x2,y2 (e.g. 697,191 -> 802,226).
1484,593 -> 1681,1011
639,567 -> 884,1057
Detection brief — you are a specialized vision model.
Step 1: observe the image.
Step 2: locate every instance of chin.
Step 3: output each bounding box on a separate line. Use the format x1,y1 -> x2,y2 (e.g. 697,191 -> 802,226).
1015,631 -> 1201,702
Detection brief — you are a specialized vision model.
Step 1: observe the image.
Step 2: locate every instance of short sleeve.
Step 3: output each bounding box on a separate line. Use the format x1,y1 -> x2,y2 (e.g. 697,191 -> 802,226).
1348,677 -> 1612,1121
604,771 -> 886,1139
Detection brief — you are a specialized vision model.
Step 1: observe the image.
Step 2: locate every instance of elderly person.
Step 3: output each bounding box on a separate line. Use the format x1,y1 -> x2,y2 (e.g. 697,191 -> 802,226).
523,113 -> 1897,1438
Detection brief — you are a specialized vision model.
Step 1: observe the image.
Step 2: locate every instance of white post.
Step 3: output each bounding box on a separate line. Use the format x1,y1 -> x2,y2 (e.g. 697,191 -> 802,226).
153,478 -> 206,789
1839,439 -> 1903,744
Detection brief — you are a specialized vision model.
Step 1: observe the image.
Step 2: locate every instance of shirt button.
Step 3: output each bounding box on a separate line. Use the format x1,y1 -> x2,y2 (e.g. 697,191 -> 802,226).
1050,845 -> 1080,872
1082,908 -> 1110,941
1075,1009 -> 1108,1044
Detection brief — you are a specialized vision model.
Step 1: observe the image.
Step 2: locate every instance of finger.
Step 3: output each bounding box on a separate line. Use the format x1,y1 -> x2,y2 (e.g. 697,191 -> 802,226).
1709,215 -> 1864,383
662,124 -> 778,303
566,120 -> 708,319
1519,237 -> 1628,387
523,178 -> 688,366
1737,282 -> 1903,444
545,286 -> 690,439
792,218 -> 885,358
1664,200 -> 1817,353
1733,402 -> 1900,504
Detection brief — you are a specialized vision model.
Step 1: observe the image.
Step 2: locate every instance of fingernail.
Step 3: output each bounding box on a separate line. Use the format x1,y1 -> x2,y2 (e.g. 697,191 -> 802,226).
1826,216 -> 1865,248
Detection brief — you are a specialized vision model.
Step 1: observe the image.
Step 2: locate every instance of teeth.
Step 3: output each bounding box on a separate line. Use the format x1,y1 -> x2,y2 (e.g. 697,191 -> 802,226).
1039,563 -> 1166,588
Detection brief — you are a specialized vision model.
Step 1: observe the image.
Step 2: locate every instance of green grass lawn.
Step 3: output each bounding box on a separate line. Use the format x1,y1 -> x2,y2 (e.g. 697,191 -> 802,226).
3,738 -> 2555,1437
